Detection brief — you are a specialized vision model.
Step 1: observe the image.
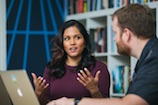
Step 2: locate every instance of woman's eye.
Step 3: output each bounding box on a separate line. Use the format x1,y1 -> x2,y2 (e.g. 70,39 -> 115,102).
64,37 -> 70,40
75,36 -> 80,40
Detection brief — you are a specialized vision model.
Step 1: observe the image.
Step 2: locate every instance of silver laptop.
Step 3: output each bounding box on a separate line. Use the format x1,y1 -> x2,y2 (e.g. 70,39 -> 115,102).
0,75 -> 12,105
0,70 -> 40,105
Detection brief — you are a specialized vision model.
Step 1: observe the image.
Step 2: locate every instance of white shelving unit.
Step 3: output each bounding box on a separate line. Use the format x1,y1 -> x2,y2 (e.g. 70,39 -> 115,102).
66,1 -> 158,97
0,0 -> 6,71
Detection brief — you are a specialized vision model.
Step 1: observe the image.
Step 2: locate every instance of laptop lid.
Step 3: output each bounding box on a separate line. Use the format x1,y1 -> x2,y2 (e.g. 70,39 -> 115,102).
0,70 -> 40,105
0,76 -> 12,105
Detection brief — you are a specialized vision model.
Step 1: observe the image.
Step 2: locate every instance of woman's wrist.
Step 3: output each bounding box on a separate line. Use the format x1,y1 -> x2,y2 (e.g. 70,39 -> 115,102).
35,92 -> 40,96
35,90 -> 43,98
90,87 -> 103,98
90,87 -> 99,95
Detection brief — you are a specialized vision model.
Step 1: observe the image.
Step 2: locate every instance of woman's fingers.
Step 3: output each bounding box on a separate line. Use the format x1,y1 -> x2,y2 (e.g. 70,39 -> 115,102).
78,70 -> 88,81
40,79 -> 49,88
31,73 -> 49,88
77,68 -> 100,87
31,73 -> 37,83
94,70 -> 101,81
37,77 -> 49,88
84,68 -> 93,78
37,76 -> 43,84
77,68 -> 92,85
77,77 -> 86,86
80,70 -> 87,79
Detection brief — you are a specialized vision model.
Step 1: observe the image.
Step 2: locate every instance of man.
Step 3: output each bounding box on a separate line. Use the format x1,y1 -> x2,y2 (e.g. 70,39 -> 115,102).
47,4 -> 158,105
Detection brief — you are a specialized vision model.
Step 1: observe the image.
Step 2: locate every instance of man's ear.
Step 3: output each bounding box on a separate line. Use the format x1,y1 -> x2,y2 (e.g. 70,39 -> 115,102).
123,28 -> 132,43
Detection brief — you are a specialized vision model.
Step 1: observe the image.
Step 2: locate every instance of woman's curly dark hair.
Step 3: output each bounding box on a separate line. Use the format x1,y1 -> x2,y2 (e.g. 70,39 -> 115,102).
47,20 -> 96,78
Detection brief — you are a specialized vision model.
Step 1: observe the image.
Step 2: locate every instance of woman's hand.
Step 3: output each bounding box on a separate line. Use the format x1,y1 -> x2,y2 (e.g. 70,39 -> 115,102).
31,73 -> 49,97
77,68 -> 102,97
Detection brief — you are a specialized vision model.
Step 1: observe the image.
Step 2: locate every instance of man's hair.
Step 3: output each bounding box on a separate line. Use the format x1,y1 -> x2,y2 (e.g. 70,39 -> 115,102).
112,4 -> 156,39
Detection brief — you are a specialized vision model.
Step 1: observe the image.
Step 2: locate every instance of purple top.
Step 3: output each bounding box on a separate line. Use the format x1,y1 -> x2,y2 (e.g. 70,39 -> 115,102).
43,60 -> 110,100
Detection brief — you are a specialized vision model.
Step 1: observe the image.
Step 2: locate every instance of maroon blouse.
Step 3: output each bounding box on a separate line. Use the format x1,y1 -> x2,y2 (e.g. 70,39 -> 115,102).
43,60 -> 110,100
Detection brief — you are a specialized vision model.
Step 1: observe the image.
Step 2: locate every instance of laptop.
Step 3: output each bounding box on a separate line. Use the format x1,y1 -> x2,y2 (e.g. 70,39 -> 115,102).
0,75 -> 12,105
0,70 -> 40,105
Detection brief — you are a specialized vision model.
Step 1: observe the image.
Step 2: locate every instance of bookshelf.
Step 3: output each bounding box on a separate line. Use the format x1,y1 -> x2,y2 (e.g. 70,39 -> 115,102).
66,0 -> 158,97
0,0 -> 6,71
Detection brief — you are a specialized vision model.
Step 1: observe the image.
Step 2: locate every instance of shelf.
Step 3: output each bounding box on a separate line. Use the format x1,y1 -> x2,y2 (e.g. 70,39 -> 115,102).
66,0 -> 158,97
94,52 -> 108,57
66,8 -> 117,21
110,93 -> 125,98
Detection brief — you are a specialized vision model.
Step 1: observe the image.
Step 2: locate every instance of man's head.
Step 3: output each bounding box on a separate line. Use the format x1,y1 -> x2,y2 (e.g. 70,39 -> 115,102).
112,4 -> 155,56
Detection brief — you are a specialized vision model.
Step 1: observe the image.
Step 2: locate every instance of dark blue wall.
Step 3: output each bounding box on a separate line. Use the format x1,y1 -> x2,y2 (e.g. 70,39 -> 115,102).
6,0 -> 66,84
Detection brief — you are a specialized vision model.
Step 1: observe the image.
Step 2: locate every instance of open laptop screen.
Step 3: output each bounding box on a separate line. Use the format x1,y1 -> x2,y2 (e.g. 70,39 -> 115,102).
0,70 -> 40,105
0,76 -> 12,105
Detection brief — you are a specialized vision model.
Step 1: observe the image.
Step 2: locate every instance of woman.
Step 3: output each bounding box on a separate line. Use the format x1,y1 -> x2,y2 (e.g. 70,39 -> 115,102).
32,20 -> 110,105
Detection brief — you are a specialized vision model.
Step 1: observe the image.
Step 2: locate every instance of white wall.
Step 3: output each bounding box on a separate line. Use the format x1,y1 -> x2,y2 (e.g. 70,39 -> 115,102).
0,0 -> 6,71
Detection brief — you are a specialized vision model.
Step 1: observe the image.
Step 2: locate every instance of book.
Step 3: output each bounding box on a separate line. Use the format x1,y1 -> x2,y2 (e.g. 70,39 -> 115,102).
110,25 -> 117,53
78,0 -> 83,13
90,27 -> 107,53
103,0 -> 109,9
83,0 -> 88,12
112,65 -> 130,94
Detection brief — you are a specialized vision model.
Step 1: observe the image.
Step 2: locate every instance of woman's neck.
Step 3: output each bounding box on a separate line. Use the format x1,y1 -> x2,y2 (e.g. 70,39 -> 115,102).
66,56 -> 82,66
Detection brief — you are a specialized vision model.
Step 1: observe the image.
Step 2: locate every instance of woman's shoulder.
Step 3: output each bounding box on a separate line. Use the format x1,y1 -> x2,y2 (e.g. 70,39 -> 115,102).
90,59 -> 108,72
90,59 -> 109,76
95,59 -> 107,67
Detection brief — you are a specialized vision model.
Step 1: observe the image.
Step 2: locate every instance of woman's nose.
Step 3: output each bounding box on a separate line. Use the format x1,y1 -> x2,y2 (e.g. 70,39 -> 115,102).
70,39 -> 76,45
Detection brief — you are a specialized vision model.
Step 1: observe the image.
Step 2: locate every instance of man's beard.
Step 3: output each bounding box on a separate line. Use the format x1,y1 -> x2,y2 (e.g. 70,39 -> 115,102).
116,42 -> 131,56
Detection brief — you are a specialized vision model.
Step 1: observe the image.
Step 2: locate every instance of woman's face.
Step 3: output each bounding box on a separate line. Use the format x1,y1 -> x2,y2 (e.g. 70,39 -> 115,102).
63,26 -> 85,59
